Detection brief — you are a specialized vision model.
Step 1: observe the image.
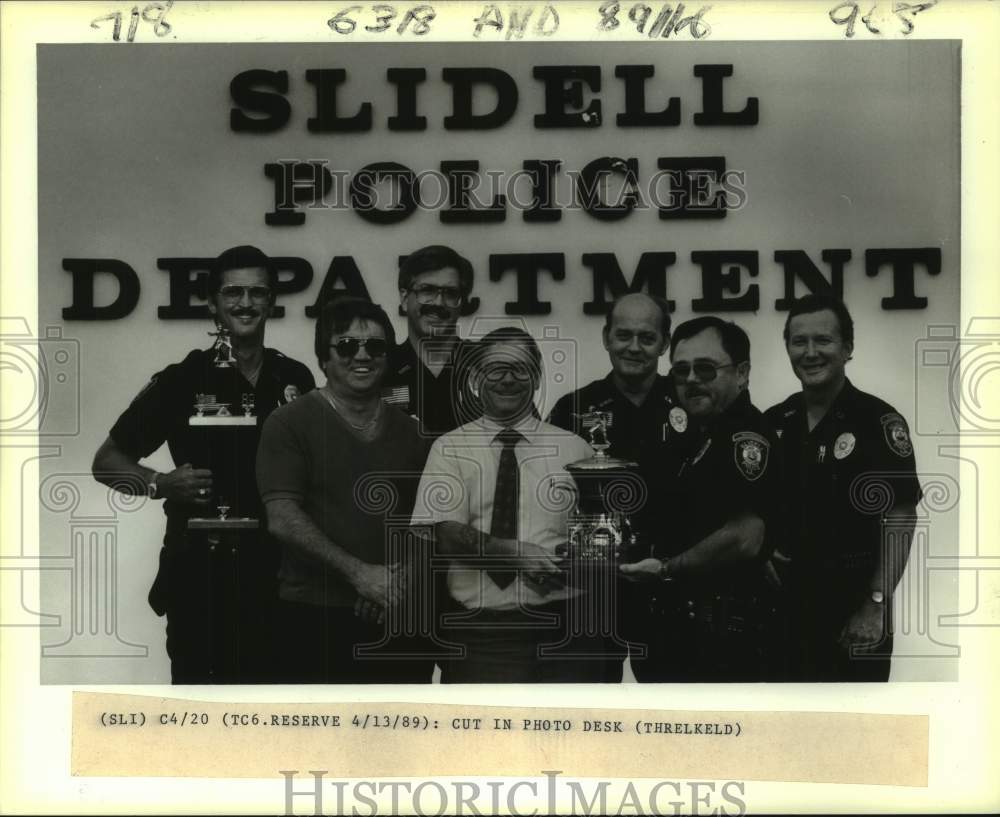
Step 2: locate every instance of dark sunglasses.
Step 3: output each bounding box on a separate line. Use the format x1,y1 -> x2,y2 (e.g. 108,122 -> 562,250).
669,361 -> 737,384
330,337 -> 389,359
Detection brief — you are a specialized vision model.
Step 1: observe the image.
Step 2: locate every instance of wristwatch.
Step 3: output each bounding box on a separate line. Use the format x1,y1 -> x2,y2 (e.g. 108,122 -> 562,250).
147,473 -> 161,499
658,558 -> 673,582
870,589 -> 885,604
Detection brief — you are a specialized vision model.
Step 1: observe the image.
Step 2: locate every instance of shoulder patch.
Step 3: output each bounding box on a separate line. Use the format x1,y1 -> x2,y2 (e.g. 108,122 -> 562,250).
881,412 -> 913,457
732,431 -> 770,481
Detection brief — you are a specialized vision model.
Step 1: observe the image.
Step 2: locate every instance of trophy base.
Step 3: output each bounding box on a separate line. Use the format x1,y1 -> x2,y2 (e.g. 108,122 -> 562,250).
188,518 -> 259,530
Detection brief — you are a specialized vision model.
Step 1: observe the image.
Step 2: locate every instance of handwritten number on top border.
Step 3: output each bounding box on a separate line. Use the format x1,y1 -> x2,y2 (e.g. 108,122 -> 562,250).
828,0 -> 937,38
91,1 -> 173,42
328,5 -> 436,36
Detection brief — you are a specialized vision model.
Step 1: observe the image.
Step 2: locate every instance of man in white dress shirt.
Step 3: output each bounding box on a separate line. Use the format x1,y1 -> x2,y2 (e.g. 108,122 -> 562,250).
411,327 -> 599,683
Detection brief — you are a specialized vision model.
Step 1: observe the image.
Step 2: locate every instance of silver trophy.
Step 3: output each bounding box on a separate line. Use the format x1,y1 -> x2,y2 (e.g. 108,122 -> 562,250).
563,408 -> 641,563
210,324 -> 236,368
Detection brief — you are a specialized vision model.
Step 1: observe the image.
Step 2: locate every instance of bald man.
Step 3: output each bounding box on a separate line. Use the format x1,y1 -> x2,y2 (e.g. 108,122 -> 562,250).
547,293 -> 692,681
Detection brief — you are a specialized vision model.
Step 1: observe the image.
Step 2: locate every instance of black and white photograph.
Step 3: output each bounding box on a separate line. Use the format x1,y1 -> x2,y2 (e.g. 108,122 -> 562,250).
34,36 -> 961,686
1,0 -> 997,814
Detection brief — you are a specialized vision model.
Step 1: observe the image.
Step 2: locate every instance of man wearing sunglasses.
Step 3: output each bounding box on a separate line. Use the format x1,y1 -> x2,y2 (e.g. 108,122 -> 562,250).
619,316 -> 780,682
92,245 -> 316,683
764,295 -> 921,682
411,327 -> 600,683
547,292 -> 693,682
384,245 -> 479,437
257,297 -> 433,683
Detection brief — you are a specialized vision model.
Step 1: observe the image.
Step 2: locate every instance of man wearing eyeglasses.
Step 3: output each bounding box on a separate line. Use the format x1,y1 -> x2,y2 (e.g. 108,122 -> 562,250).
92,245 -> 315,683
411,327 -> 600,683
619,316 -> 780,682
384,245 -> 478,437
257,297 -> 433,683
547,292 -> 692,682
764,295 -> 921,682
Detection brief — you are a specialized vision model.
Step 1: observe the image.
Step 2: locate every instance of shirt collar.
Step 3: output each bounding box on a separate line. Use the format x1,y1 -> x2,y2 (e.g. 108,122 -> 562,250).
476,412 -> 545,442
789,377 -> 857,425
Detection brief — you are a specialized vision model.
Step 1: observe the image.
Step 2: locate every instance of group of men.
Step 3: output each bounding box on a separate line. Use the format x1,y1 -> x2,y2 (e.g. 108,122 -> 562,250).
93,244 -> 921,684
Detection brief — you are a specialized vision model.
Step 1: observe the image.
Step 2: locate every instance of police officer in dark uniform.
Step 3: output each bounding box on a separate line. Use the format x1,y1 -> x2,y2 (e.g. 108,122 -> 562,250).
384,245 -> 479,437
620,316 -> 780,682
92,245 -> 315,683
764,294 -> 921,682
547,292 -> 692,681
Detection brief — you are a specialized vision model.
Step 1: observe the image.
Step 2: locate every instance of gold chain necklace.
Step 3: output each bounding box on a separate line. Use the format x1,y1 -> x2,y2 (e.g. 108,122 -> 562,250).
322,386 -> 381,431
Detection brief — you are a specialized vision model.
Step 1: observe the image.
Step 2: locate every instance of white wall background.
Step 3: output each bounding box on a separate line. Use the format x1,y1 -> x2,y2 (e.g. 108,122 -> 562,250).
35,41 -> 960,682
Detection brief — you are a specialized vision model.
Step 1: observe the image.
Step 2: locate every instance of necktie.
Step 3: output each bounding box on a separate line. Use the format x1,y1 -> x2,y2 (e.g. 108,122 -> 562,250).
488,428 -> 523,589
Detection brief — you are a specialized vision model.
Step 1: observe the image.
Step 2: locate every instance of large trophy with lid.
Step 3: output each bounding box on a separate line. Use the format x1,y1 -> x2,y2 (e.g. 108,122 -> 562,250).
562,408 -> 644,564
187,324 -> 258,531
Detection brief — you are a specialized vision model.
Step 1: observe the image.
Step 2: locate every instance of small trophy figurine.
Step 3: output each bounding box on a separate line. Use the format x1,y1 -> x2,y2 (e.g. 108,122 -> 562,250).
241,393 -> 255,417
583,409 -> 611,453
210,324 -> 236,368
563,408 -> 641,563
217,498 -> 231,521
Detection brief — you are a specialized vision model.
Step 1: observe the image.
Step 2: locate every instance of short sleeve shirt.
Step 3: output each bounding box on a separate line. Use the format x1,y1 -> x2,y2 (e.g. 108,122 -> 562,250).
257,391 -> 430,607
108,347 -> 315,533
411,415 -> 593,611
666,391 -> 781,589
383,338 -> 479,437
764,379 -> 922,598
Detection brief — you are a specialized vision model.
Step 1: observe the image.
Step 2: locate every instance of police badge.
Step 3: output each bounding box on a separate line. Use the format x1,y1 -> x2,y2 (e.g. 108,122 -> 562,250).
834,431 -> 856,459
732,431 -> 770,481
668,406 -> 688,433
881,413 -> 913,457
